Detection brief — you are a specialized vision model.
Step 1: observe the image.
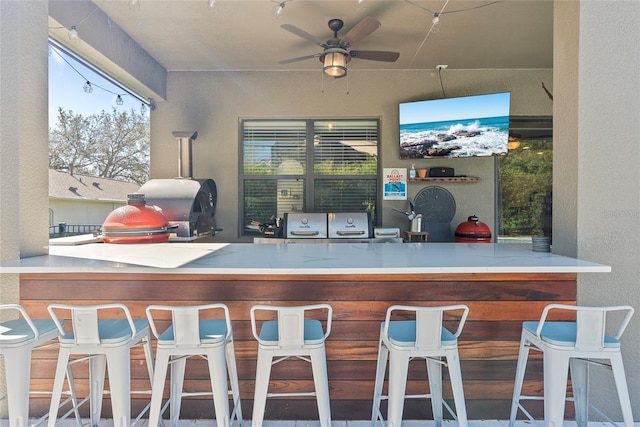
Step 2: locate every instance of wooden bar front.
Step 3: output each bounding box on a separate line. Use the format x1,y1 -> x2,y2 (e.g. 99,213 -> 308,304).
19,271 -> 576,420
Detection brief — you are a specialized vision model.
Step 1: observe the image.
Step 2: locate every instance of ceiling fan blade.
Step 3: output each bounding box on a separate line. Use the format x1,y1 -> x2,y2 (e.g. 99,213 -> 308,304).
350,50 -> 400,62
341,16 -> 381,47
278,53 -> 321,65
281,24 -> 327,48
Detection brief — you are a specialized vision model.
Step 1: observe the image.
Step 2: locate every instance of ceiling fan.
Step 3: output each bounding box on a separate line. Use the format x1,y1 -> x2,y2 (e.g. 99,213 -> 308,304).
279,16 -> 400,78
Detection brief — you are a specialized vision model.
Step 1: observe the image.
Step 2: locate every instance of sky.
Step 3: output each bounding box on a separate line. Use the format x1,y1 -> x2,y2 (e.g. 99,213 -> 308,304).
48,44 -> 150,127
399,92 -> 511,125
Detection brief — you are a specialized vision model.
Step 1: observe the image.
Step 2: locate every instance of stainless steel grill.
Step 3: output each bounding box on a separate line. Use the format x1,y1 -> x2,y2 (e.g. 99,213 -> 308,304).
136,130 -> 218,241
328,212 -> 372,239
284,213 -> 328,239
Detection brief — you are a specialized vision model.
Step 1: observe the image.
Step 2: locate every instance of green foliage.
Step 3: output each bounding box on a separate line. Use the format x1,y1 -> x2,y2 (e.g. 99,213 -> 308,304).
499,139 -> 552,236
314,156 -> 378,175
49,108 -> 150,184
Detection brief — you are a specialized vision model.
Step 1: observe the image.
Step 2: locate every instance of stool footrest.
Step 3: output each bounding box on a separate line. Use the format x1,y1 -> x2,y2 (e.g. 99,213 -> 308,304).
267,391 -> 317,398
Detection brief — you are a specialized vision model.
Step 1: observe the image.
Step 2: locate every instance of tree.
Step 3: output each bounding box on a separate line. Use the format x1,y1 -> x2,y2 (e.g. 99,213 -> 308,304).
49,107 -> 150,184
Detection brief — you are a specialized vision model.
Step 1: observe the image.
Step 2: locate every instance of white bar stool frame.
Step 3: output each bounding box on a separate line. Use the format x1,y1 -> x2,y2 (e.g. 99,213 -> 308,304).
145,304 -> 244,427
250,304 -> 332,427
371,304 -> 469,427
0,304 -> 81,427
509,303 -> 634,427
46,303 -> 154,427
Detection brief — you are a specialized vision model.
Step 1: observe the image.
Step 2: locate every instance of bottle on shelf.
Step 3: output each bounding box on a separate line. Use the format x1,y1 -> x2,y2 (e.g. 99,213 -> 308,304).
409,164 -> 416,179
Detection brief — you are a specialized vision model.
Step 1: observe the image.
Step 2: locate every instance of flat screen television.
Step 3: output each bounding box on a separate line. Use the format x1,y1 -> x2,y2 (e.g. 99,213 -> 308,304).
399,92 -> 511,159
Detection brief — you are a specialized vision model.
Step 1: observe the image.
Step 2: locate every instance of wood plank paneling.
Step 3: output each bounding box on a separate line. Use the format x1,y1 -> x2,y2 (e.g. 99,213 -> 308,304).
20,272 -> 576,421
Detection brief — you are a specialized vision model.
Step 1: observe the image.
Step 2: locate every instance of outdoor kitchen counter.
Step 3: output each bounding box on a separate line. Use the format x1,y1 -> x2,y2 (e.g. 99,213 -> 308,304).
0,243 -> 610,420
0,242 -> 611,274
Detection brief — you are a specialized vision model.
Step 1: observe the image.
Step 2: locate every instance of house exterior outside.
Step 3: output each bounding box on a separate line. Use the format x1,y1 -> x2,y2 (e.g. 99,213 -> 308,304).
48,169 -> 141,235
1,0 -> 639,421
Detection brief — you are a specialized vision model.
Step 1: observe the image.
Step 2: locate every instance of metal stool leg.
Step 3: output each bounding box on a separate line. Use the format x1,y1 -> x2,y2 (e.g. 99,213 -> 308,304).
148,350 -> 170,427
509,335 -> 530,427
251,349 -> 273,427
310,346 -> 332,427
3,345 -> 32,427
48,349 -> 72,427
570,358 -> 589,427
426,357 -> 443,427
226,338 -> 244,425
207,345 -> 231,427
88,354 -> 107,427
447,351 -> 468,427
610,353 -> 634,427
543,351 -> 570,427
170,354 -> 188,427
106,348 -> 132,427
386,352 -> 410,427
371,338 -> 389,426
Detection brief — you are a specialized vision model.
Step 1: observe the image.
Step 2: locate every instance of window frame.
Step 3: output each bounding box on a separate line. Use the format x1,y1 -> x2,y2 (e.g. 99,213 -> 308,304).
239,118 -> 381,237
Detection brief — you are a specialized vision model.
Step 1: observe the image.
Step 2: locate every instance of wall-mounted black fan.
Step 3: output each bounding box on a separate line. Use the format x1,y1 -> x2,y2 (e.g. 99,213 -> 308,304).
279,16 -> 400,77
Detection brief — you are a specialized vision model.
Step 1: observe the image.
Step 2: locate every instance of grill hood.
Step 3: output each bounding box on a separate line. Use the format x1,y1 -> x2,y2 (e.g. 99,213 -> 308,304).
138,178 -> 217,240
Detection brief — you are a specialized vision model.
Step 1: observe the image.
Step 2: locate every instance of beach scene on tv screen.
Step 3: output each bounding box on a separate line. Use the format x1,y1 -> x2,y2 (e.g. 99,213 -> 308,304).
399,92 -> 510,159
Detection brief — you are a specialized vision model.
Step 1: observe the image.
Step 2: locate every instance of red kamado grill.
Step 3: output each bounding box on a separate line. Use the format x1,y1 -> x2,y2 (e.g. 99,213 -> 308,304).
455,215 -> 492,243
101,131 -> 218,243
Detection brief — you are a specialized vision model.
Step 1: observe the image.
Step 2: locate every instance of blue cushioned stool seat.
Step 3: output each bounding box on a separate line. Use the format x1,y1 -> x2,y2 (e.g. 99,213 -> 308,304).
523,321 -> 620,348
258,319 -> 325,345
383,320 -> 458,347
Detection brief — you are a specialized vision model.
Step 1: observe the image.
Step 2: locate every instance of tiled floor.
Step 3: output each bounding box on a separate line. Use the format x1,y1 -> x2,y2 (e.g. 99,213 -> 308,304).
1,420 -> 633,427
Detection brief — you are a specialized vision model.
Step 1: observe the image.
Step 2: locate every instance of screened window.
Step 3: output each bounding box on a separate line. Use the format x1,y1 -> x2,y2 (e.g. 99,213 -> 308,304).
241,119 -> 379,235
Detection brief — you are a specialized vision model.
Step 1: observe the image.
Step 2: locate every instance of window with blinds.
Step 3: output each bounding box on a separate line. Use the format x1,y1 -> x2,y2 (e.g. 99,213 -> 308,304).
241,119 -> 379,235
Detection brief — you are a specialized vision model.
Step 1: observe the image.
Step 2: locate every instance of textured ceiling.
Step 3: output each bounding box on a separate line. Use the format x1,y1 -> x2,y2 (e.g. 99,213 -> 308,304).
91,0 -> 553,73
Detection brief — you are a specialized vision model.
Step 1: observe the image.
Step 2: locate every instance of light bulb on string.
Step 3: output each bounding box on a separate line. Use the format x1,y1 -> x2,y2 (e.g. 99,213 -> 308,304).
276,2 -> 285,15
68,26 -> 79,40
208,0 -> 216,7
431,13 -> 440,33
115,95 -> 124,106
83,81 -> 93,93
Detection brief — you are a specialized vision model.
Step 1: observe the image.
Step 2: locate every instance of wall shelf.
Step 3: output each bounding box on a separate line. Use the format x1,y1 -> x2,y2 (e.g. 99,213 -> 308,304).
409,176 -> 481,183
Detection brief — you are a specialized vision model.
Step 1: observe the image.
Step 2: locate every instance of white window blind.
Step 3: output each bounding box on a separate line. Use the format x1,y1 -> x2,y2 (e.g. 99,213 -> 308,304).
241,119 -> 379,235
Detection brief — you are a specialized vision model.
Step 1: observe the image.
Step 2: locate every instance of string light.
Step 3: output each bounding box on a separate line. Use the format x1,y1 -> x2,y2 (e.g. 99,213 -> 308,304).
68,26 -> 79,40
431,13 -> 440,32
276,2 -> 285,15
208,0 -> 216,7
49,40 -> 152,112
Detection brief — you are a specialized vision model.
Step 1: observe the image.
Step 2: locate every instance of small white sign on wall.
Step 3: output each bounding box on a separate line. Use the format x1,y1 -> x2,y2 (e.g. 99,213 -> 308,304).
383,168 -> 407,200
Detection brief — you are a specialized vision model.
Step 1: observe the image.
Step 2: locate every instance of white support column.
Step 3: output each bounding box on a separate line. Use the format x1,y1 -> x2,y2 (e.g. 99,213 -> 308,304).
0,0 -> 49,415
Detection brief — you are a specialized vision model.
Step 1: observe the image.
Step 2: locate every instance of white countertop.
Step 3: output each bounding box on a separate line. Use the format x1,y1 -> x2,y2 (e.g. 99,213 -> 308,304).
0,242 -> 611,275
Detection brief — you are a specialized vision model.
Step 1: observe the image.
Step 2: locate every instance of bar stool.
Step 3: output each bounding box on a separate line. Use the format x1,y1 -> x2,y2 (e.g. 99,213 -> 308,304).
145,304 -> 244,427
371,304 -> 469,427
0,304 -> 81,427
46,303 -> 154,427
250,304 -> 332,427
509,303 -> 634,427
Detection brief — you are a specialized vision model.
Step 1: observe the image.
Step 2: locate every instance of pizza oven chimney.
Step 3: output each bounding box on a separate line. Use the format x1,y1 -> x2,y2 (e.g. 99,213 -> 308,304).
173,130 -> 198,179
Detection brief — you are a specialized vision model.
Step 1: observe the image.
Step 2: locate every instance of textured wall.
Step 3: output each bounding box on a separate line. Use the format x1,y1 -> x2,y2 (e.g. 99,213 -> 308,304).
555,0 -> 640,419
151,69 -> 552,241
0,0 -> 50,417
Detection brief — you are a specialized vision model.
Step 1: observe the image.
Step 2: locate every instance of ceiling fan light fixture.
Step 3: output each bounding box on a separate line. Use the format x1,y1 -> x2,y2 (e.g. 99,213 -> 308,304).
322,49 -> 349,77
